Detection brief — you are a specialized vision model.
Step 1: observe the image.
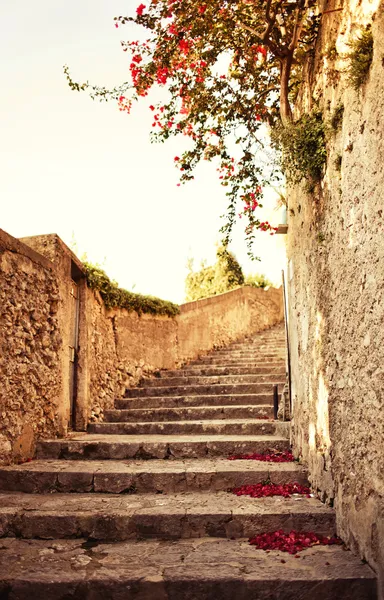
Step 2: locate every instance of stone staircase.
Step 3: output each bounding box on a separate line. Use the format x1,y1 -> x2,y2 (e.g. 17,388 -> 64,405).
0,324 -> 376,599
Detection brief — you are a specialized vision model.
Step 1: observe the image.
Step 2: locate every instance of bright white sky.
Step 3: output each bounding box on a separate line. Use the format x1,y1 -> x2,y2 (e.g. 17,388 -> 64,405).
0,0 -> 286,303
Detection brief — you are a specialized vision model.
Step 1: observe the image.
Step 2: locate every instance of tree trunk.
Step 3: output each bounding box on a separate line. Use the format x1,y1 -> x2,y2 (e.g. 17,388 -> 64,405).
279,54 -> 294,126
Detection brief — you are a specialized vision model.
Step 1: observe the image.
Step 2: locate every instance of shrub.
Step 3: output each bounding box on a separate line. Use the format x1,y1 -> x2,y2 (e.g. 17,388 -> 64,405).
185,247 -> 244,302
84,263 -> 179,317
272,111 -> 327,184
346,26 -> 374,90
330,104 -> 344,132
244,273 -> 273,289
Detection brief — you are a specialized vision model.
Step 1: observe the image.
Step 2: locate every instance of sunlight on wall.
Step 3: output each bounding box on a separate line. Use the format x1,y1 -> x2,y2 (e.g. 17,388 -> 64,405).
316,373 -> 331,450
309,312 -> 331,451
309,422 -> 316,451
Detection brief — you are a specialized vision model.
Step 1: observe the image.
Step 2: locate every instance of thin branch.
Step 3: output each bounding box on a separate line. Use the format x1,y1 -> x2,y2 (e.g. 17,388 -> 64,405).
235,20 -> 284,58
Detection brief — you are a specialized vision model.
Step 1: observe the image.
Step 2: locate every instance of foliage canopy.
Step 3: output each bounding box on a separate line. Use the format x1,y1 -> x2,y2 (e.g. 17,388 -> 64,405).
66,0 -> 322,252
185,246 -> 244,301
185,246 -> 272,301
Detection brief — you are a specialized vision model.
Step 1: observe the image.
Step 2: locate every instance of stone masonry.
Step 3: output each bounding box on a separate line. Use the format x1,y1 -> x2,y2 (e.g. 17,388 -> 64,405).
0,325 -> 376,598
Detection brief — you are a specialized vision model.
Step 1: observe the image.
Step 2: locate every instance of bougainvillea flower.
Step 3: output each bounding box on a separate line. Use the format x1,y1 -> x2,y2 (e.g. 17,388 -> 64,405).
249,530 -> 342,554
231,482 -> 311,498
228,450 -> 295,462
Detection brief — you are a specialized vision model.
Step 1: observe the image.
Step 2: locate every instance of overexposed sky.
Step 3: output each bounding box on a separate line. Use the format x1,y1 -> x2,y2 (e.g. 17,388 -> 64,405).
0,0 -> 286,303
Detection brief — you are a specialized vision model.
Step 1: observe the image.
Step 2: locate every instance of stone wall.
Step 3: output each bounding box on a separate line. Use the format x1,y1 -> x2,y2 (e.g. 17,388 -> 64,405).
287,0 -> 384,593
178,286 -> 284,360
0,230 -> 64,463
1,228 -> 284,463
85,285 -> 284,424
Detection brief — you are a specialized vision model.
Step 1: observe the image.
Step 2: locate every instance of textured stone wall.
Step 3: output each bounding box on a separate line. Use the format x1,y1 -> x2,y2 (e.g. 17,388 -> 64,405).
84,285 -> 284,423
287,0 -> 384,592
0,231 -> 64,463
1,229 -> 283,461
178,286 -> 284,361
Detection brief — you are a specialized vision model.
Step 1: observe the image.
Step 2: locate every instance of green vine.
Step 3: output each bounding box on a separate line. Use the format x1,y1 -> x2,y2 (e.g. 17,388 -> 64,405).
346,26 -> 374,90
84,263 -> 179,317
272,110 -> 327,185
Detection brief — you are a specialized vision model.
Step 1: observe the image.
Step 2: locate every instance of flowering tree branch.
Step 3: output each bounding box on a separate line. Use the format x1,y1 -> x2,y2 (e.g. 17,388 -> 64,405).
65,0 -> 319,256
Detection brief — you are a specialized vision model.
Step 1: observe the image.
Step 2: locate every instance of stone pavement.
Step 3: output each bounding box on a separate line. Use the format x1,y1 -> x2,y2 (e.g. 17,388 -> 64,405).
0,324 -> 377,599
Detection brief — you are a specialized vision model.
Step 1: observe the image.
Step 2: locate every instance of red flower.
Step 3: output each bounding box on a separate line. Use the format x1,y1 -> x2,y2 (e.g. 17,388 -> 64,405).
249,530 -> 342,554
231,482 -> 311,499
136,4 -> 146,16
228,450 -> 295,462
198,4 -> 207,14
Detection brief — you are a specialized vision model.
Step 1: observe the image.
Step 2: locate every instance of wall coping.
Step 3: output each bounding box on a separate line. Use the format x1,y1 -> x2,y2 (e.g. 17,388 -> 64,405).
0,229 -> 54,272
180,285 -> 282,313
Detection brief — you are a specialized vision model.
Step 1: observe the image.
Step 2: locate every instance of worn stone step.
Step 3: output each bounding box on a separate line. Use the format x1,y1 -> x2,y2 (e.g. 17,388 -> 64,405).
212,350 -> 286,356
228,348 -> 286,353
0,459 -> 308,494
144,374 -> 286,387
162,366 -> 286,377
88,419 -> 280,436
125,383 -> 281,398
230,342 -> 286,348
36,434 -> 290,460
0,492 -> 336,541
116,393 -> 272,409
190,358 -> 286,366
0,538 -> 376,600
105,405 -> 273,423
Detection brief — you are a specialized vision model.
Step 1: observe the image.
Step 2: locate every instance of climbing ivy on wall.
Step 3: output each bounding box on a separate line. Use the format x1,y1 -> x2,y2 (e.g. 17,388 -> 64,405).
84,263 -> 180,317
272,110 -> 327,185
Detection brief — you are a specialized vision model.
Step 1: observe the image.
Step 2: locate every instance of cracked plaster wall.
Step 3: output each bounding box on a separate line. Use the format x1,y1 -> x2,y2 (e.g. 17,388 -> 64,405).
287,0 -> 384,593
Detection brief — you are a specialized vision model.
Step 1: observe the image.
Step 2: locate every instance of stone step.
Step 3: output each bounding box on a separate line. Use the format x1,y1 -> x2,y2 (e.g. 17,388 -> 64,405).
0,459 -> 308,494
190,358 -> 286,366
0,492 -> 336,541
210,351 -> 285,362
0,538 -> 376,600
213,345 -> 286,351
36,434 -> 290,460
125,383 -> 281,398
212,350 -> 286,356
89,419 -> 282,436
116,393 -> 272,409
232,346 -> 285,351
162,366 -> 286,377
226,344 -> 286,355
105,405 -> 273,422
143,374 -> 286,387
230,337 -> 286,350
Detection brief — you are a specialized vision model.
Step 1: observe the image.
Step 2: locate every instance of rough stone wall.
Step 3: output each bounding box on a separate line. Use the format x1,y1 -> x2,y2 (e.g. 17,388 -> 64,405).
178,286 -> 284,361
84,289 -> 168,424
85,285 -> 283,423
0,231 -> 63,463
20,234 -> 88,433
287,0 -> 384,592
1,227 -> 284,461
